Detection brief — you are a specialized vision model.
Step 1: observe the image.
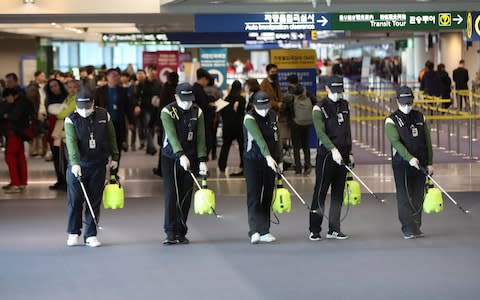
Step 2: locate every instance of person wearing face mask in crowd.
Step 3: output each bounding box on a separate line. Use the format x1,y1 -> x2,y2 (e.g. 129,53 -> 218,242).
243,91 -> 282,244
260,64 -> 282,112
160,83 -> 207,245
64,95 -> 119,247
244,78 -> 260,112
385,86 -> 433,240
309,76 -> 353,241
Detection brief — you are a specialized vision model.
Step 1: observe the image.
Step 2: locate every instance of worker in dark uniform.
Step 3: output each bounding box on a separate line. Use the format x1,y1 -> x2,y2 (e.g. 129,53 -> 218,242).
385,86 -> 433,239
64,96 -> 119,247
243,91 -> 282,244
160,82 -> 207,245
309,76 -> 353,241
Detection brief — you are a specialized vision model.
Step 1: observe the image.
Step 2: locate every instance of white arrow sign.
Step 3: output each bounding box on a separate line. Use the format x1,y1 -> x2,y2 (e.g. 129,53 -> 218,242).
453,14 -> 463,25
316,15 -> 328,27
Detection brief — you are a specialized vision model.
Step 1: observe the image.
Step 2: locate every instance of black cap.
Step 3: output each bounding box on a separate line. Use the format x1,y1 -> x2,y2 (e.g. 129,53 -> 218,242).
76,97 -> 93,109
396,86 -> 414,104
326,76 -> 344,93
252,91 -> 271,109
176,82 -> 195,102
75,86 -> 93,108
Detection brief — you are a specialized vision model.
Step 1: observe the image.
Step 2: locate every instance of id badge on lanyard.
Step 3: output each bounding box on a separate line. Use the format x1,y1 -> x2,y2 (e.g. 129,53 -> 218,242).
273,123 -> 278,141
411,126 -> 418,137
89,132 -> 96,149
337,113 -> 344,125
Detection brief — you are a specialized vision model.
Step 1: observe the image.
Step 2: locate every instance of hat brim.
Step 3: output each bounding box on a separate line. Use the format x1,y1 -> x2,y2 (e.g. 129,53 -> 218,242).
254,102 -> 272,110
397,97 -> 414,105
328,85 -> 344,93
76,99 -> 94,109
178,94 -> 195,102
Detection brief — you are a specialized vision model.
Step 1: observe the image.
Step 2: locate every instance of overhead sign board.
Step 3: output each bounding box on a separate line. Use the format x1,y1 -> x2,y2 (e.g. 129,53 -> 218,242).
466,12 -> 480,41
195,13 -> 331,32
102,32 -> 250,44
331,11 -> 466,30
200,48 -> 228,90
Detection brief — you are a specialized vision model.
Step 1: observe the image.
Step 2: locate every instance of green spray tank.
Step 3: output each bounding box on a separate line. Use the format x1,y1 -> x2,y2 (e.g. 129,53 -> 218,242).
192,174 -> 216,215
423,179 -> 443,213
102,174 -> 124,209
343,172 -> 361,206
272,177 -> 292,213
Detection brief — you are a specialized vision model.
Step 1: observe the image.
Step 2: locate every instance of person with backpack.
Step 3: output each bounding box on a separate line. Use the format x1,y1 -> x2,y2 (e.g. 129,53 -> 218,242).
309,76 -> 353,241
281,74 -> 316,175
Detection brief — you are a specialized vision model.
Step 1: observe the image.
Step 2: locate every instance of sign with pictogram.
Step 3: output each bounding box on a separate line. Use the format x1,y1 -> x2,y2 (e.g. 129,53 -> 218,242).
200,48 -> 227,90
438,13 -> 451,26
331,11 -> 465,30
466,12 -> 480,41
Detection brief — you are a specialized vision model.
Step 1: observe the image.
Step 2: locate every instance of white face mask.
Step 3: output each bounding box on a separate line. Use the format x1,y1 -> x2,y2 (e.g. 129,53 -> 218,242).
255,107 -> 269,117
176,97 -> 192,110
328,93 -> 340,102
399,104 -> 413,114
77,108 -> 94,118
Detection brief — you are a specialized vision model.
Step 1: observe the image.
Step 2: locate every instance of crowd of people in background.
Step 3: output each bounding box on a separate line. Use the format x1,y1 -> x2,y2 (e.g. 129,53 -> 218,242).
419,59 -> 473,110
1,56 -> 479,194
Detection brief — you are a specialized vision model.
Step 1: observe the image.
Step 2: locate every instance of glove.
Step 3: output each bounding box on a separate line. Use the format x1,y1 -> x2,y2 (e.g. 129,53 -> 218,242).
331,148 -> 343,165
427,165 -> 434,175
349,154 -> 355,168
409,157 -> 420,170
179,155 -> 190,171
278,162 -> 284,173
265,155 -> 278,172
110,160 -> 118,171
199,162 -> 208,176
71,164 -> 82,178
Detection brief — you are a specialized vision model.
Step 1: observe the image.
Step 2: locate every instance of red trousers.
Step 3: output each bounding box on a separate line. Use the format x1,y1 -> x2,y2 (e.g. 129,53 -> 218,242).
5,135 -> 28,186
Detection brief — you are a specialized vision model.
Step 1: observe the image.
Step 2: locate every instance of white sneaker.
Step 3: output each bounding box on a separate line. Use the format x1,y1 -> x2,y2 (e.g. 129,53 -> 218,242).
250,232 -> 260,244
85,236 -> 102,247
260,233 -> 276,243
66,234 -> 83,246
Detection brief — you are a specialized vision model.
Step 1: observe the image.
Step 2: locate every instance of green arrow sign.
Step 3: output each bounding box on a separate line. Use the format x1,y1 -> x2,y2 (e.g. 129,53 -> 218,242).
331,12 -> 466,30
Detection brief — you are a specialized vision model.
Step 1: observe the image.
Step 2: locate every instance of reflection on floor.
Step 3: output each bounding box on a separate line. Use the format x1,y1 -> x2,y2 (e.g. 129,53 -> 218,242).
1,148 -> 479,200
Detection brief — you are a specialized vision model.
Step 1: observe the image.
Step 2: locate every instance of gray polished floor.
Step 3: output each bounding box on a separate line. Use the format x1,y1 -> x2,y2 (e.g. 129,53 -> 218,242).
1,146 -> 480,300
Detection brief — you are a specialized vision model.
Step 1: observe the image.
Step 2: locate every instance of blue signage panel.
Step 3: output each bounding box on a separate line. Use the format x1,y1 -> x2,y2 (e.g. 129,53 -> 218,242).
195,13 -> 331,32
200,48 -> 228,90
278,69 -> 317,96
466,12 -> 480,41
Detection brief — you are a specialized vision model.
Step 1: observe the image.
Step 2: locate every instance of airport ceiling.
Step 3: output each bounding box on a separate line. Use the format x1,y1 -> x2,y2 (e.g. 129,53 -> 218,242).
0,0 -> 477,41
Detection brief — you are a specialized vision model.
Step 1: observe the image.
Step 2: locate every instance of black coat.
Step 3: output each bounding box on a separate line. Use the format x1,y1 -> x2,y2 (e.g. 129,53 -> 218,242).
221,94 -> 245,133
94,85 -> 133,125
452,67 -> 469,90
422,70 -> 441,97
437,70 -> 452,100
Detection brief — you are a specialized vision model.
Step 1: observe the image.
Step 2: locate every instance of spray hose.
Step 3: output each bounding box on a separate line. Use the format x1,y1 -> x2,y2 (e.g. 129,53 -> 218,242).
188,170 -> 223,218
419,167 -> 470,215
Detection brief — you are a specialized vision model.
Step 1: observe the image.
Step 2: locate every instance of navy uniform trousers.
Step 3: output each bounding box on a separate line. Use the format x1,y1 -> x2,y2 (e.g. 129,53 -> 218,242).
66,164 -> 106,239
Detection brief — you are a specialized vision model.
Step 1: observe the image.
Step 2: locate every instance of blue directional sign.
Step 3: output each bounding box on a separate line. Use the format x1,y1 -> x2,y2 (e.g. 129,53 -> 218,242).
195,13 -> 331,32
